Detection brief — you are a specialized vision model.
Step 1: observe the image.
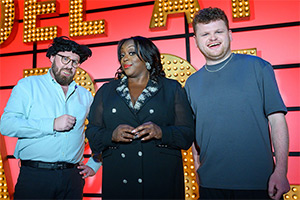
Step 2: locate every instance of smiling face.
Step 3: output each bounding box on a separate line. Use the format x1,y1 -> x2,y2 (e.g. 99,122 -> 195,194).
194,20 -> 232,65
120,40 -> 149,79
50,51 -> 79,86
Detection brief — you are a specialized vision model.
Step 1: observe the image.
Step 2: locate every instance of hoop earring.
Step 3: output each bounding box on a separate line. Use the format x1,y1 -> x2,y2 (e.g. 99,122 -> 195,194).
145,62 -> 151,70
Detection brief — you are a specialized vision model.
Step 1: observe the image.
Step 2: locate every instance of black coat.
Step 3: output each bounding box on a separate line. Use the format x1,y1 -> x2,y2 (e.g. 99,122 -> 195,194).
86,76 -> 194,199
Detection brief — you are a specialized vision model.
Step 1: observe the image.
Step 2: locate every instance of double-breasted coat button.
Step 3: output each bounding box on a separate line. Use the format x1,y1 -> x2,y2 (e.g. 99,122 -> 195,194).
121,153 -> 126,158
149,109 -> 154,114
123,179 -> 127,184
158,144 -> 168,148
138,151 -> 143,157
112,108 -> 117,113
138,178 -> 143,183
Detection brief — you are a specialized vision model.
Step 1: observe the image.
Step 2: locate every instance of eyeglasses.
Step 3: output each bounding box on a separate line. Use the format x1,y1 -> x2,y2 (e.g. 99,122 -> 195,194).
56,54 -> 80,68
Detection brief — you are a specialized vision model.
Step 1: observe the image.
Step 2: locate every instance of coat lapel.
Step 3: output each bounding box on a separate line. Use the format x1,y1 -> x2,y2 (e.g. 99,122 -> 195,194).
115,76 -> 161,113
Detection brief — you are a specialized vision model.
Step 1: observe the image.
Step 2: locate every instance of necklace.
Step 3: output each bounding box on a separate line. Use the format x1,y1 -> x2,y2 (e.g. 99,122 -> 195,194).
205,54 -> 234,73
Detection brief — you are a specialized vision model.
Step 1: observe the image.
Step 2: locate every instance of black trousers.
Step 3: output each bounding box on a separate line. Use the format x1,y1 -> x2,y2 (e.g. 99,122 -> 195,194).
199,187 -> 278,200
14,165 -> 85,199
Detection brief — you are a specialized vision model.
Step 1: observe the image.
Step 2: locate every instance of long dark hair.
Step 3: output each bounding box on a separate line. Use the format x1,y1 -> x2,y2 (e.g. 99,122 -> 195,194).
115,36 -> 165,81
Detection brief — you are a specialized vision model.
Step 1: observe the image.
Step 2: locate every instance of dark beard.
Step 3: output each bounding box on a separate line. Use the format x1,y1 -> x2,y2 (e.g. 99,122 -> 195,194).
51,62 -> 74,86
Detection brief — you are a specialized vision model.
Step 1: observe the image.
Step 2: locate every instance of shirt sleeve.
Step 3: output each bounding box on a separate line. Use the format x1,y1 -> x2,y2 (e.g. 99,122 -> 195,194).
260,62 -> 287,116
0,79 -> 55,138
86,156 -> 102,173
184,78 -> 192,106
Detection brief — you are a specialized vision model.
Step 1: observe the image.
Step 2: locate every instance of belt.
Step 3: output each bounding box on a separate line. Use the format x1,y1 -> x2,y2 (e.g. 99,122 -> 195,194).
21,160 -> 79,170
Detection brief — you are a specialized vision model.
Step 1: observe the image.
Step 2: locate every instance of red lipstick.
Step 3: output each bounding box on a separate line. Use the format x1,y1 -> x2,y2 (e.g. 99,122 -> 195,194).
124,64 -> 131,69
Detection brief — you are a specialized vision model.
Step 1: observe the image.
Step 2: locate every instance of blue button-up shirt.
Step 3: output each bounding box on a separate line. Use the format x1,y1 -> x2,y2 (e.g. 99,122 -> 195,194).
0,69 -> 101,172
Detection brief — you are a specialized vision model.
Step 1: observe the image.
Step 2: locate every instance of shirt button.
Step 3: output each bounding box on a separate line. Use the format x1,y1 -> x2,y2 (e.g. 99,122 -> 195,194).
138,178 -> 143,183
138,151 -> 143,157
121,153 -> 126,158
149,109 -> 154,114
123,179 -> 127,184
112,108 -> 117,113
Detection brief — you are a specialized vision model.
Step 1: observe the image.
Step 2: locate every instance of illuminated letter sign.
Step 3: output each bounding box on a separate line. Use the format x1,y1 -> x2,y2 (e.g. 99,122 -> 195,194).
69,0 -> 106,37
0,0 -> 15,44
150,0 -> 200,28
232,0 -> 250,19
23,0 -> 106,43
23,0 -> 57,43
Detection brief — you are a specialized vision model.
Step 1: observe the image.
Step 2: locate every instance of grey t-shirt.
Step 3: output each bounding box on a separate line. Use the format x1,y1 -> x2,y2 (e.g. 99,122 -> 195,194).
185,53 -> 287,190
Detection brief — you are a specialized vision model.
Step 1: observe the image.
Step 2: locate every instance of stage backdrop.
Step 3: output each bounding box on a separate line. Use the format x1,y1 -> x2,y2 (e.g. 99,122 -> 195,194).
0,0 -> 299,199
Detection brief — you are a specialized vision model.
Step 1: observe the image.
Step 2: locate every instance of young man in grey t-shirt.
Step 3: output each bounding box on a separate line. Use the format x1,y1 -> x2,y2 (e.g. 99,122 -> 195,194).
185,7 -> 289,200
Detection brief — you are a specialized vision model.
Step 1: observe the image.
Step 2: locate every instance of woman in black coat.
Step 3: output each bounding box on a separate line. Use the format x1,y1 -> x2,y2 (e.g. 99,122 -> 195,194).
86,36 -> 194,199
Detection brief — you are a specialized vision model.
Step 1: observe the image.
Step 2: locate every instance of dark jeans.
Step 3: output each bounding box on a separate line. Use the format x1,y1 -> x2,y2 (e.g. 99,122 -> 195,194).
14,165 -> 85,199
199,187 -> 279,200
